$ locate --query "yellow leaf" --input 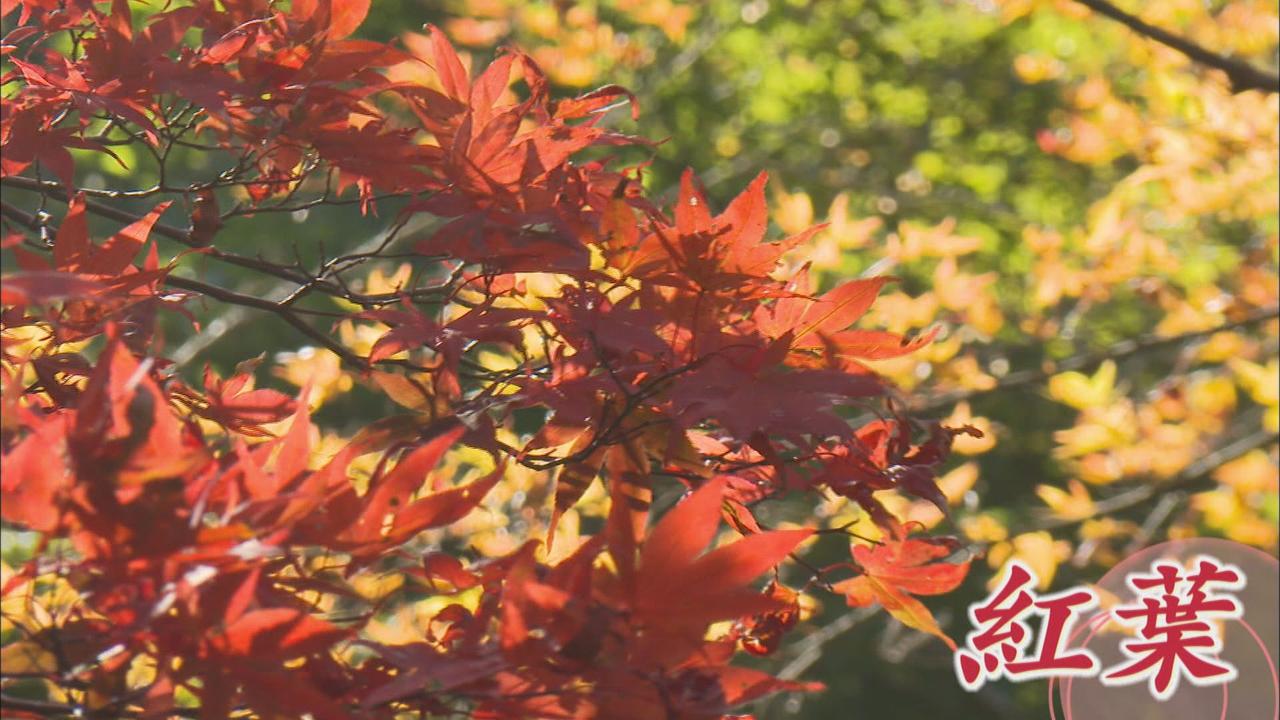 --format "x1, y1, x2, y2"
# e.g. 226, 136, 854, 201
842, 574, 957, 651
351, 570, 405, 602
362, 263, 413, 296
0, 640, 57, 674
369, 371, 441, 413
273, 347, 352, 408
770, 184, 814, 237
1182, 375, 1238, 433
1053, 403, 1137, 458
1197, 332, 1250, 363
959, 513, 1008, 544
126, 653, 158, 690
363, 605, 424, 646
1229, 358, 1279, 407
989, 531, 1070, 590
935, 355, 997, 392
1079, 517, 1137, 542
1048, 360, 1117, 410
1190, 489, 1277, 547
1076, 452, 1124, 485
889, 218, 983, 262
1214, 450, 1280, 495
1036, 479, 1095, 520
